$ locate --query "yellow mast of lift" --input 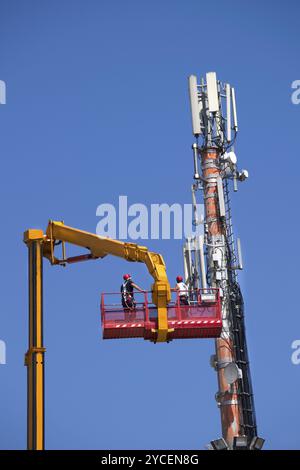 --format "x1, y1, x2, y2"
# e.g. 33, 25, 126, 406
23, 221, 172, 450
24, 229, 45, 451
